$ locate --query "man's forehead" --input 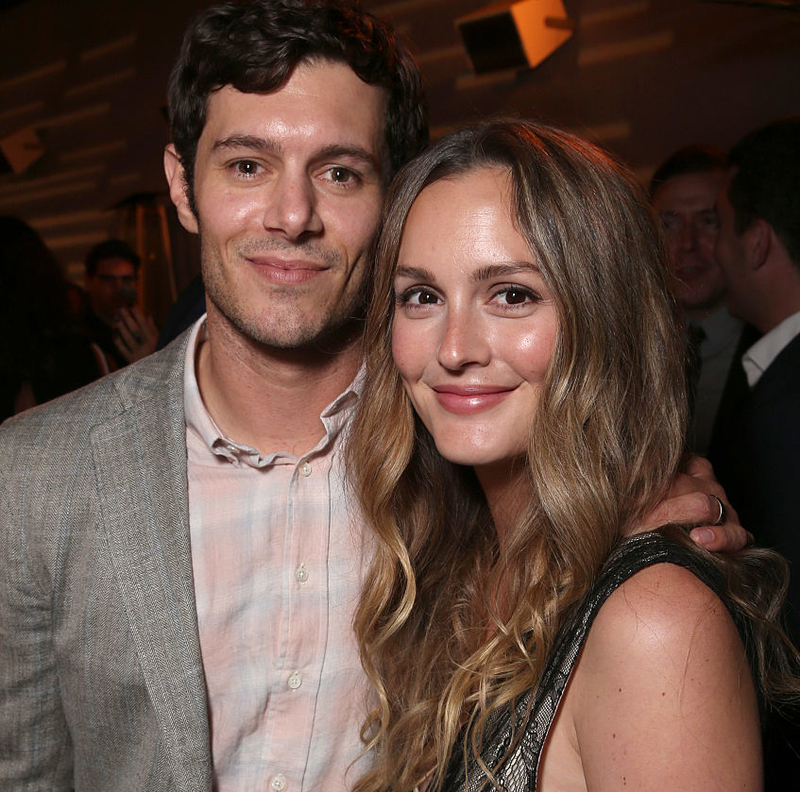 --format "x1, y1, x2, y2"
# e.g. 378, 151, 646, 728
94, 257, 137, 274
655, 170, 725, 210
203, 62, 387, 144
